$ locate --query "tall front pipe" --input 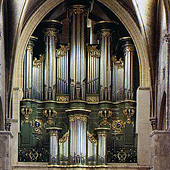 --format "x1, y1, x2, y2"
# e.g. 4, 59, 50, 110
68, 3, 90, 100
94, 21, 118, 101
95, 127, 110, 165
24, 36, 37, 99
66, 109, 91, 165
120, 37, 134, 100
46, 127, 62, 165
42, 20, 62, 100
